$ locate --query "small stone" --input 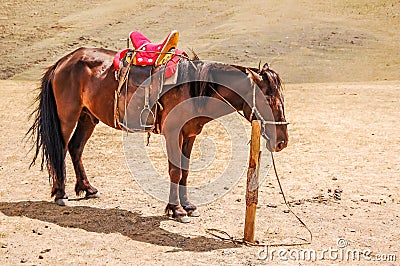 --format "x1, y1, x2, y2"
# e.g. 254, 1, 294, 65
236, 198, 241, 202
20, 259, 27, 263
332, 177, 338, 181
39, 255, 44, 259
334, 193, 341, 200
267, 203, 277, 208
41, 249, 51, 254
33, 229, 43, 235
222, 249, 235, 255
350, 229, 356, 233
361, 198, 368, 202
283, 209, 290, 213
294, 200, 302, 205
